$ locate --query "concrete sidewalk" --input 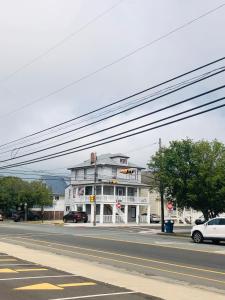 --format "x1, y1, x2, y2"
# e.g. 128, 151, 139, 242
0, 241, 224, 300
